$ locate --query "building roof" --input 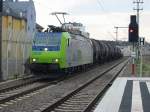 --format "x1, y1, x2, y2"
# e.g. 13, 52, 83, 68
2, 0, 34, 20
